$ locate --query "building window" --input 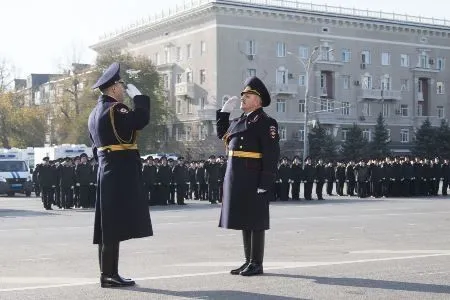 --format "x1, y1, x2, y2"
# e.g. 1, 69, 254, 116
320, 46, 332, 61
200, 69, 206, 84
417, 103, 423, 116
187, 44, 192, 59
176, 100, 182, 114
400, 129, 409, 143
299, 74, 306, 86
198, 124, 207, 140
276, 99, 286, 113
437, 82, 445, 94
342, 75, 350, 89
401, 79, 409, 92
437, 58, 445, 71
248, 68, 256, 77
164, 48, 171, 64
277, 42, 286, 57
341, 129, 348, 141
175, 127, 181, 141
362, 75, 372, 89
298, 129, 305, 141
361, 50, 371, 64
162, 74, 169, 90
299, 46, 309, 59
342, 49, 351, 62
321, 99, 334, 112
419, 53, 429, 69
187, 98, 193, 114
382, 103, 390, 117
154, 52, 160, 65
186, 71, 193, 83
200, 41, 206, 55
176, 73, 182, 84
363, 103, 371, 116
401, 104, 408, 117
341, 102, 350, 115
246, 40, 256, 55
400, 54, 410, 67
438, 106, 445, 118
185, 126, 192, 141
279, 126, 287, 141
381, 74, 391, 90
298, 99, 305, 113
200, 97, 205, 110
276, 68, 287, 84
363, 129, 371, 142
381, 52, 391, 66
176, 47, 182, 61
